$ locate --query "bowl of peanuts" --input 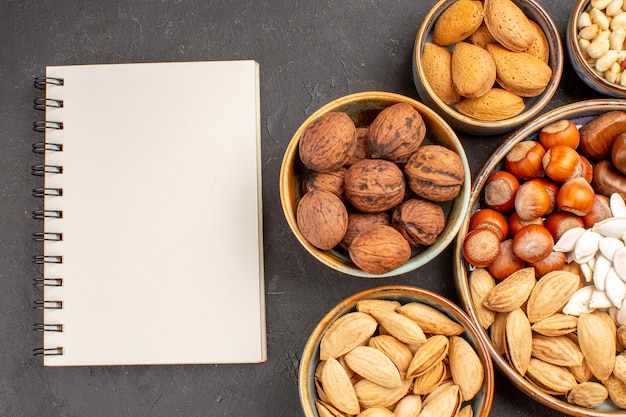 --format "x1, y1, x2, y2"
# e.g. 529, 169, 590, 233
568, 0, 626, 98
454, 99, 626, 416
